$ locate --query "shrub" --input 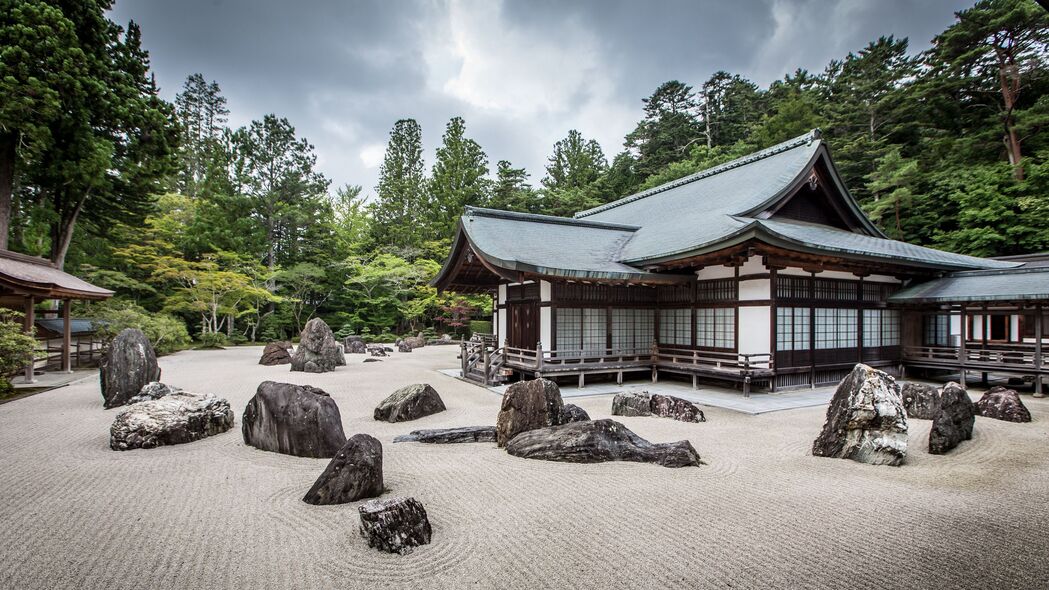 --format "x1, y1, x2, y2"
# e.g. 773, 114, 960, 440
469, 320, 493, 336
87, 299, 191, 355
197, 332, 229, 349
0, 310, 38, 394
